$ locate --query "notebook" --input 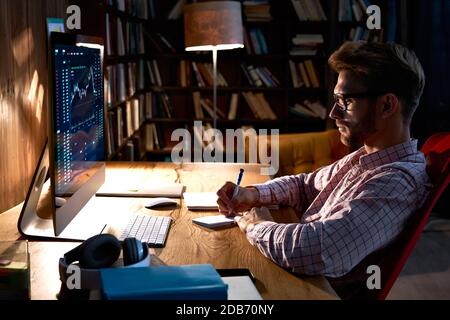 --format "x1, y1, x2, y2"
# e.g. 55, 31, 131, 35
183, 192, 219, 210
192, 215, 235, 229
100, 264, 228, 300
